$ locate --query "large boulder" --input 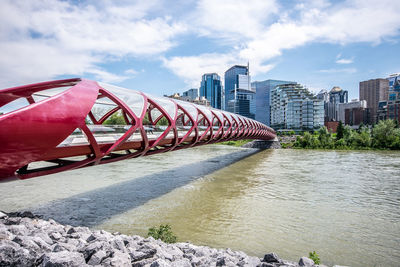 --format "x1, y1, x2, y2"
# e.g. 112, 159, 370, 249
38, 251, 87, 266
